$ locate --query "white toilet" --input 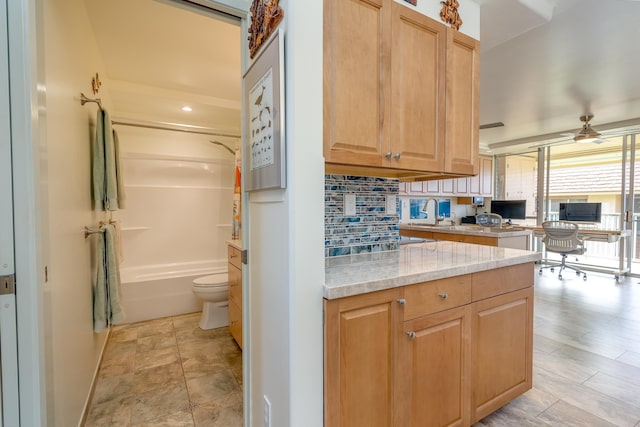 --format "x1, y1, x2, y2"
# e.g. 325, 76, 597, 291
192, 273, 229, 330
